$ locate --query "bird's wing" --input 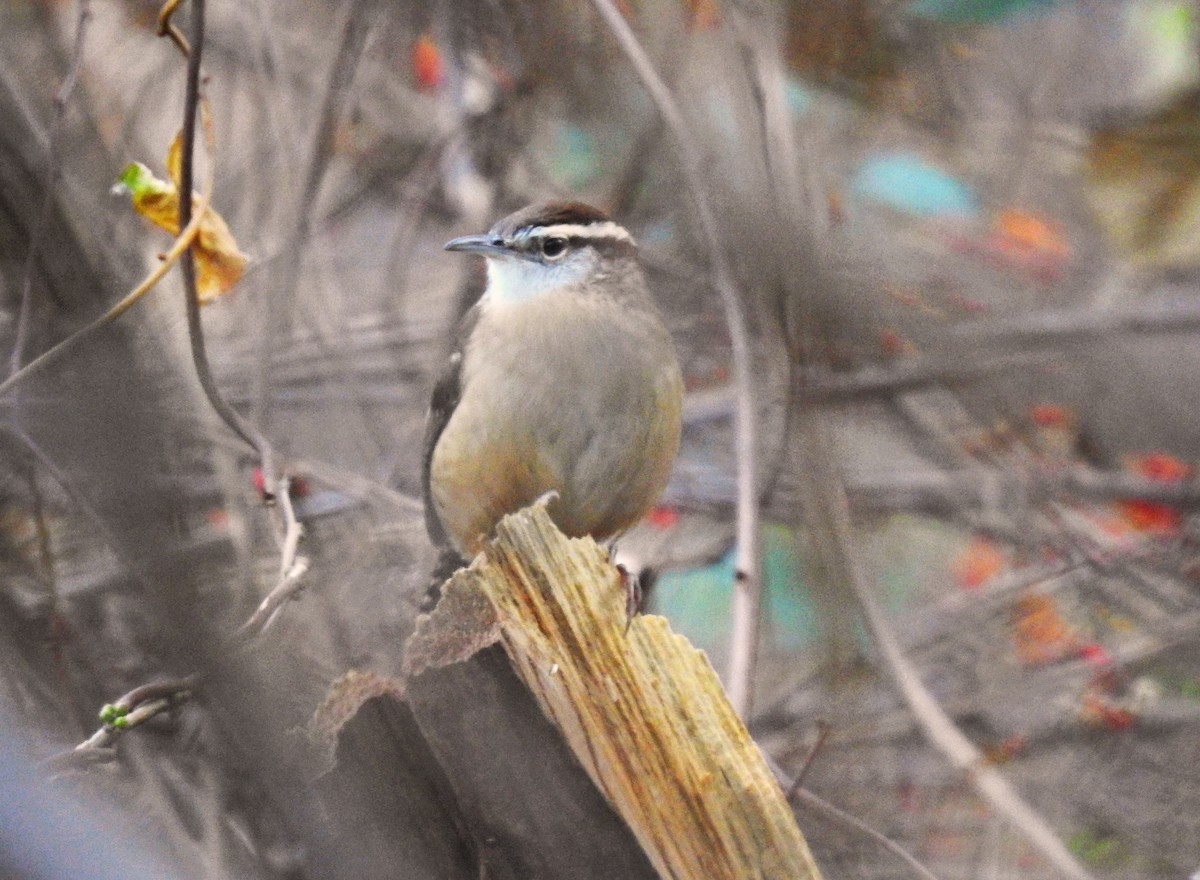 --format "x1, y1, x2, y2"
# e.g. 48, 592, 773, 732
421, 303, 481, 550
